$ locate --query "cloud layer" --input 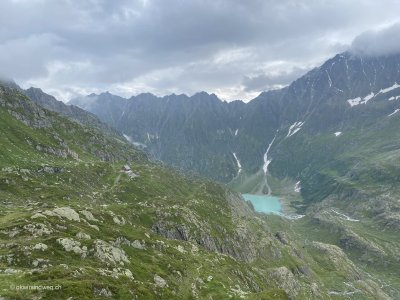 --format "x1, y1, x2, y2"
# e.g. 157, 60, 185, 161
351, 22, 400, 56
1, 0, 400, 101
